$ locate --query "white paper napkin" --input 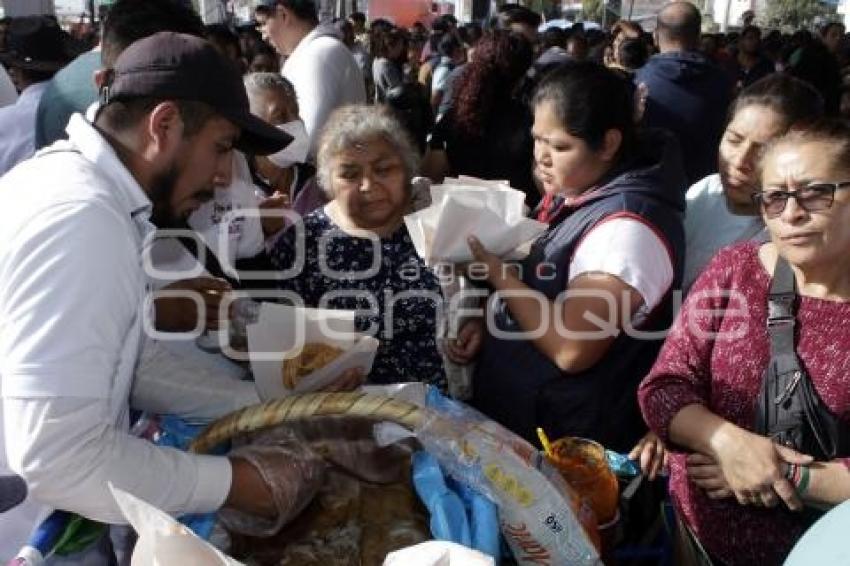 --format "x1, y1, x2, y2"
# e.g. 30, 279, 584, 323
247, 303, 379, 400
404, 178, 546, 266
